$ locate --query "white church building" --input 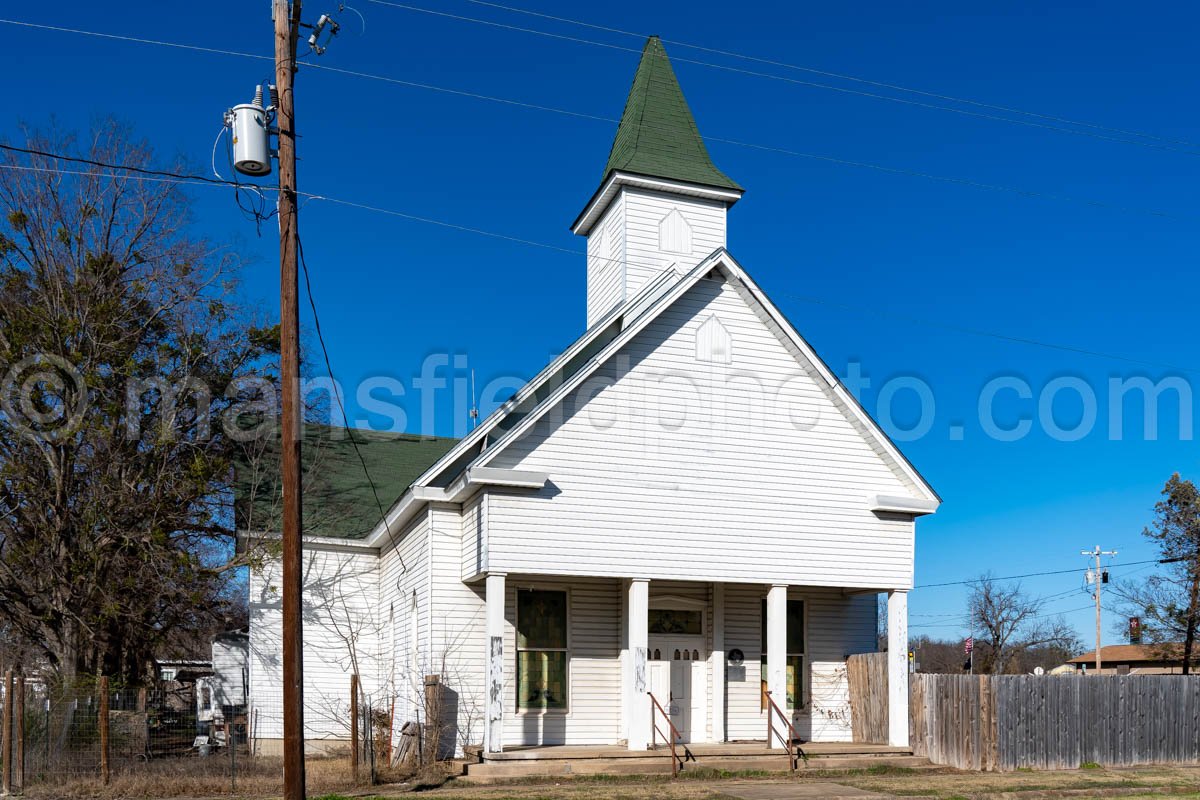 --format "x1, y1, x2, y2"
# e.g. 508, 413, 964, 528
242, 35, 939, 763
